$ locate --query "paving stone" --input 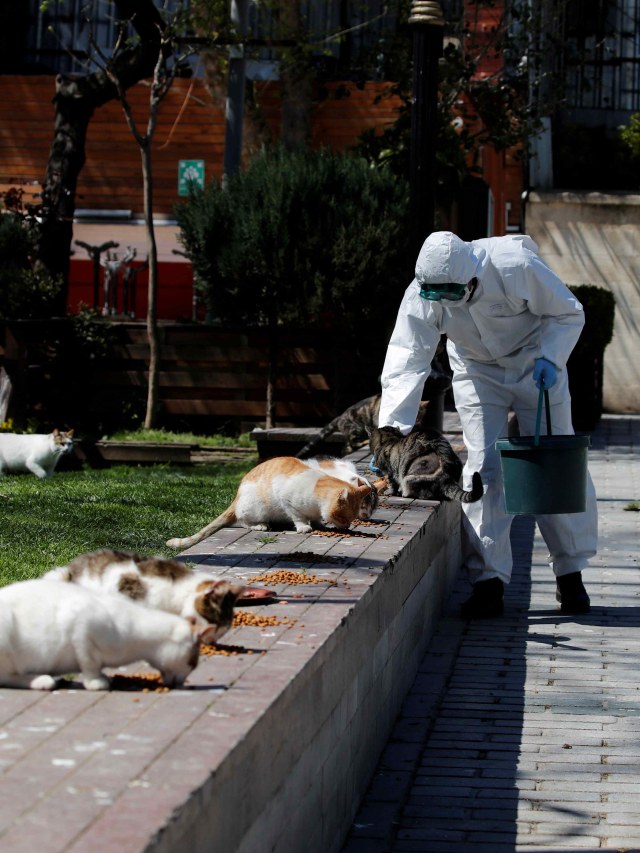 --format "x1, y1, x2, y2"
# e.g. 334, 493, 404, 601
343, 415, 640, 852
